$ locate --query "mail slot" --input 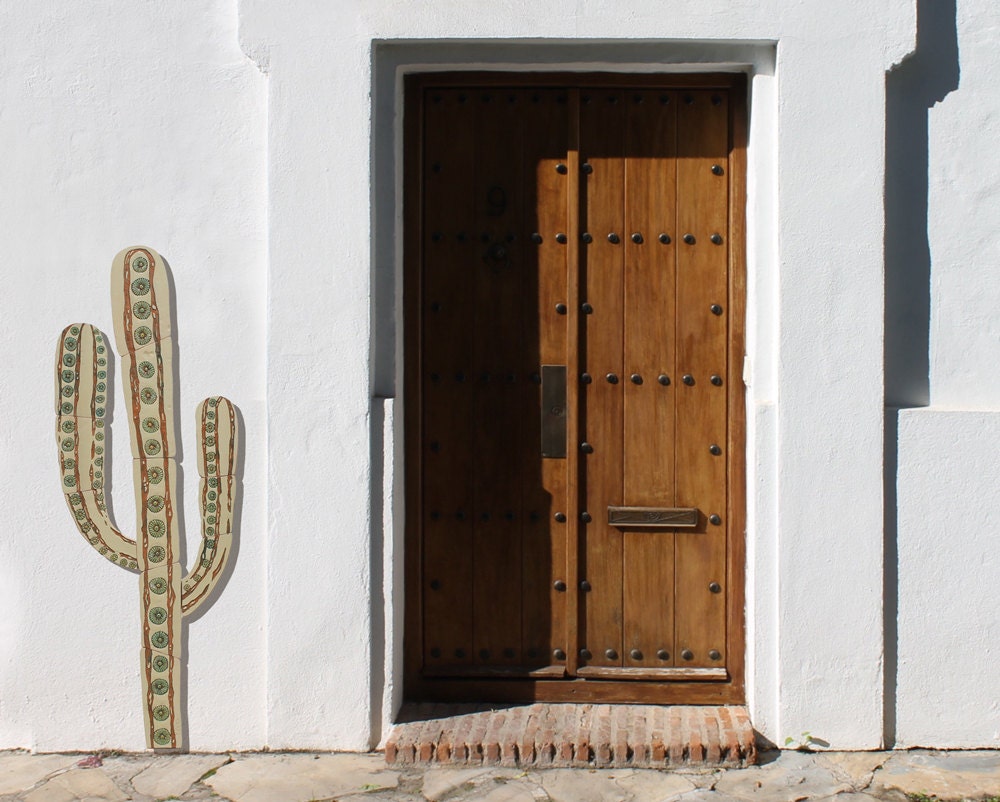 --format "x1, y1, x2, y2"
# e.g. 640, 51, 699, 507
607, 506, 699, 529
